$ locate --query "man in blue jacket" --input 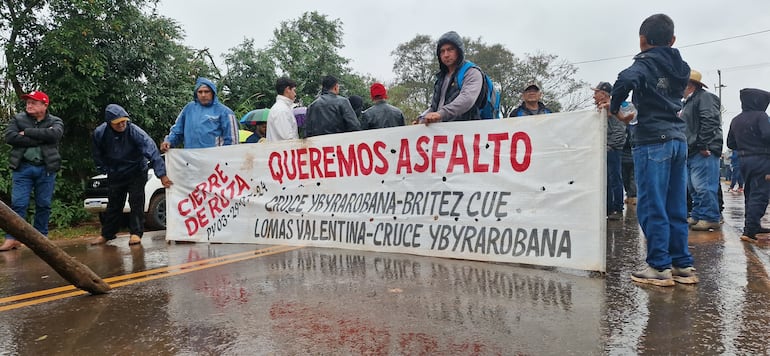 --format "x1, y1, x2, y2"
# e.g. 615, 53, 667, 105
160, 77, 239, 151
604, 14, 696, 286
90, 104, 172, 246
